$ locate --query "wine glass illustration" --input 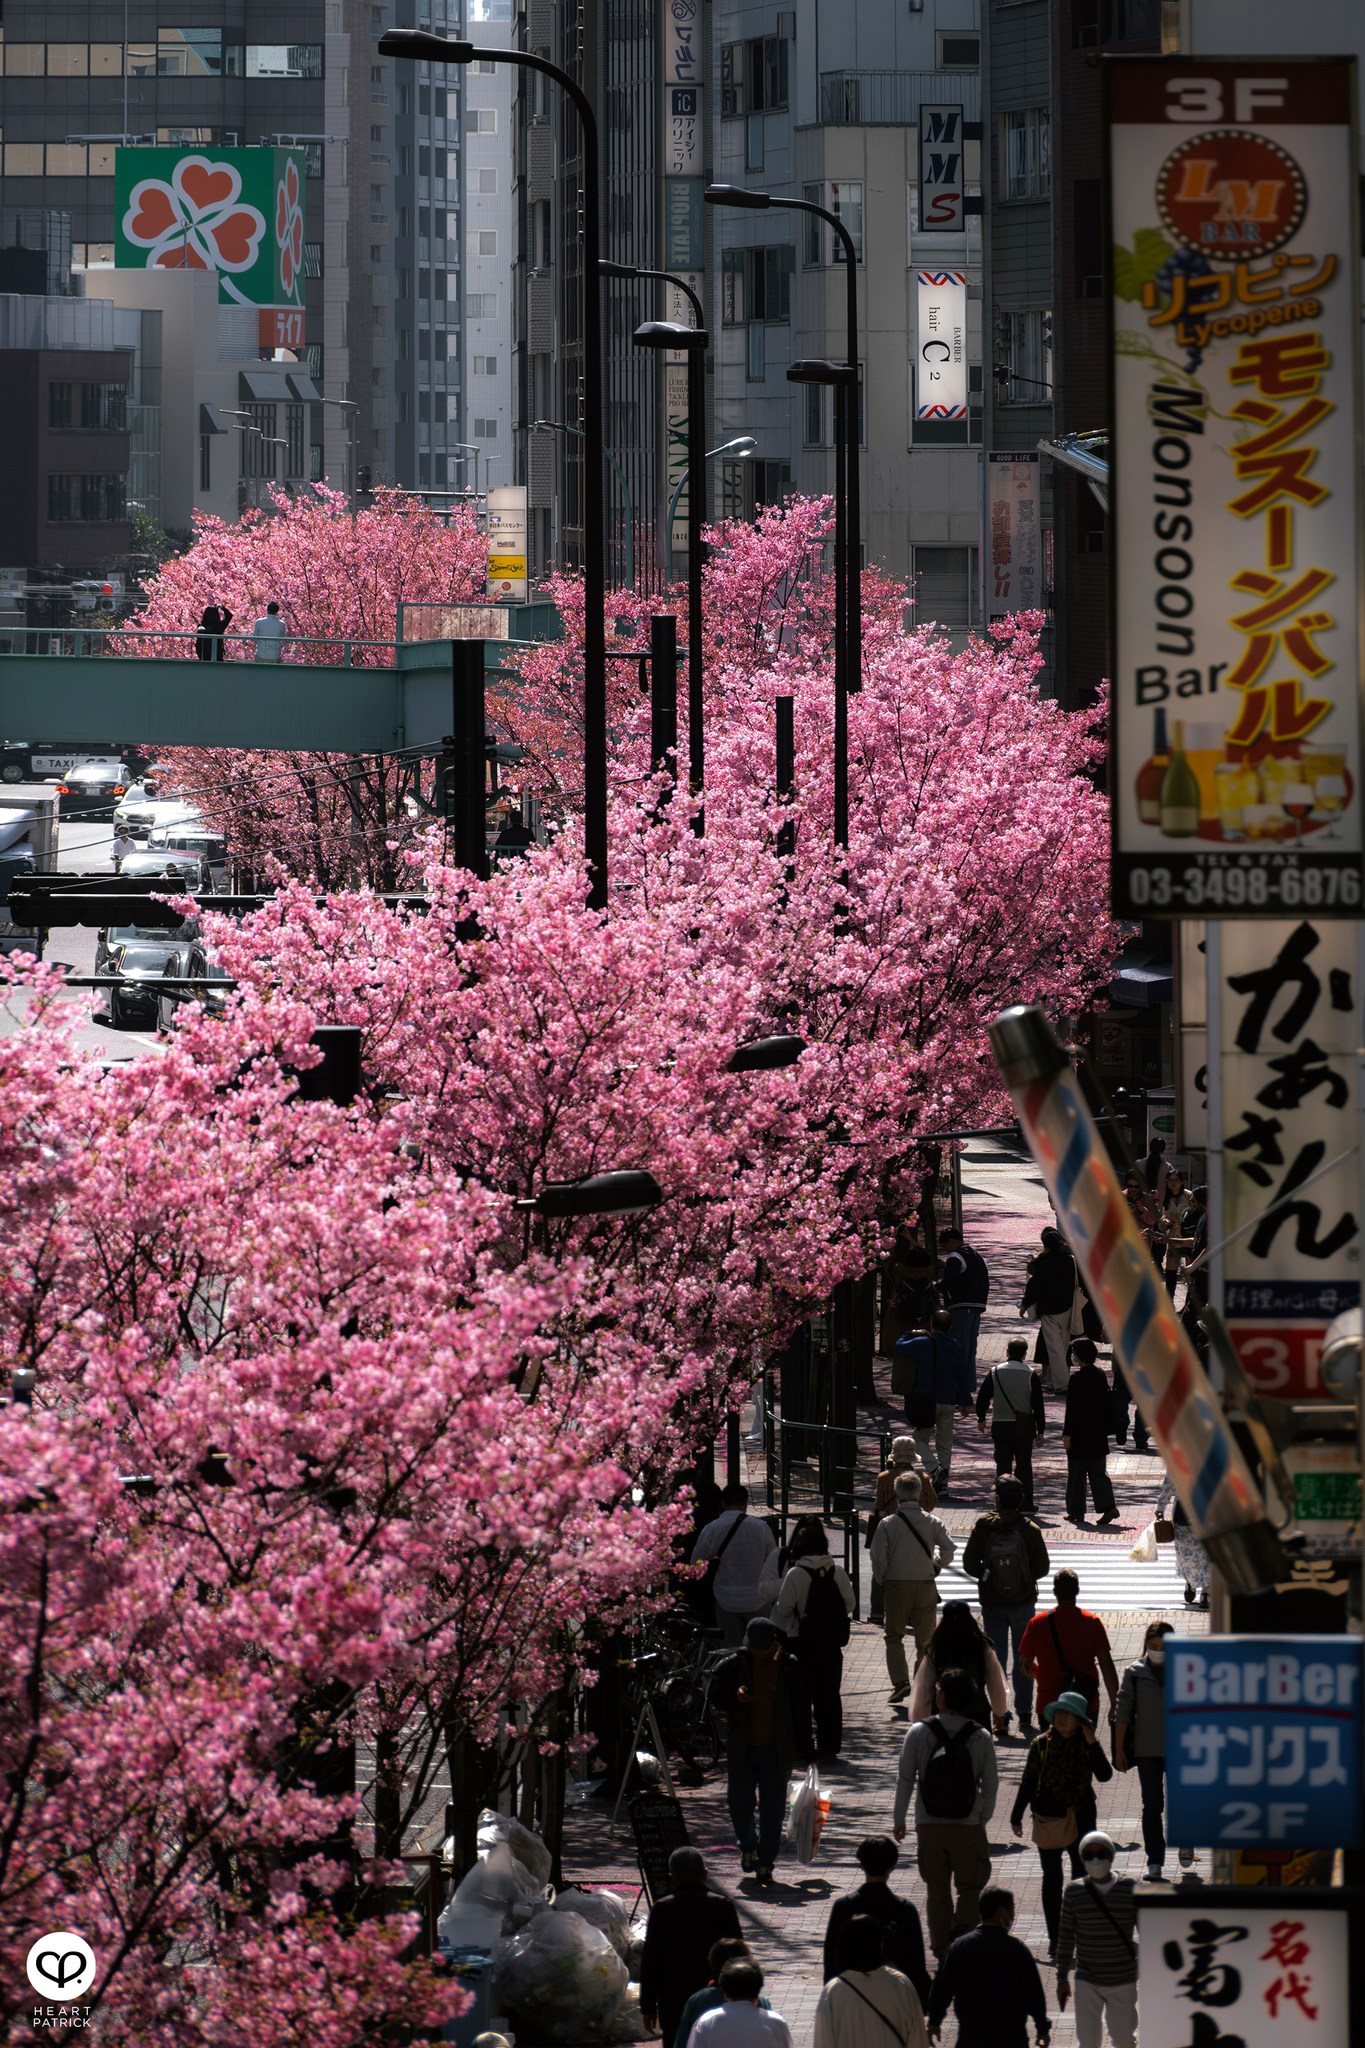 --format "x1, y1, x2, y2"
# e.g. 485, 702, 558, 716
1312, 773, 1348, 841
1281, 781, 1315, 844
